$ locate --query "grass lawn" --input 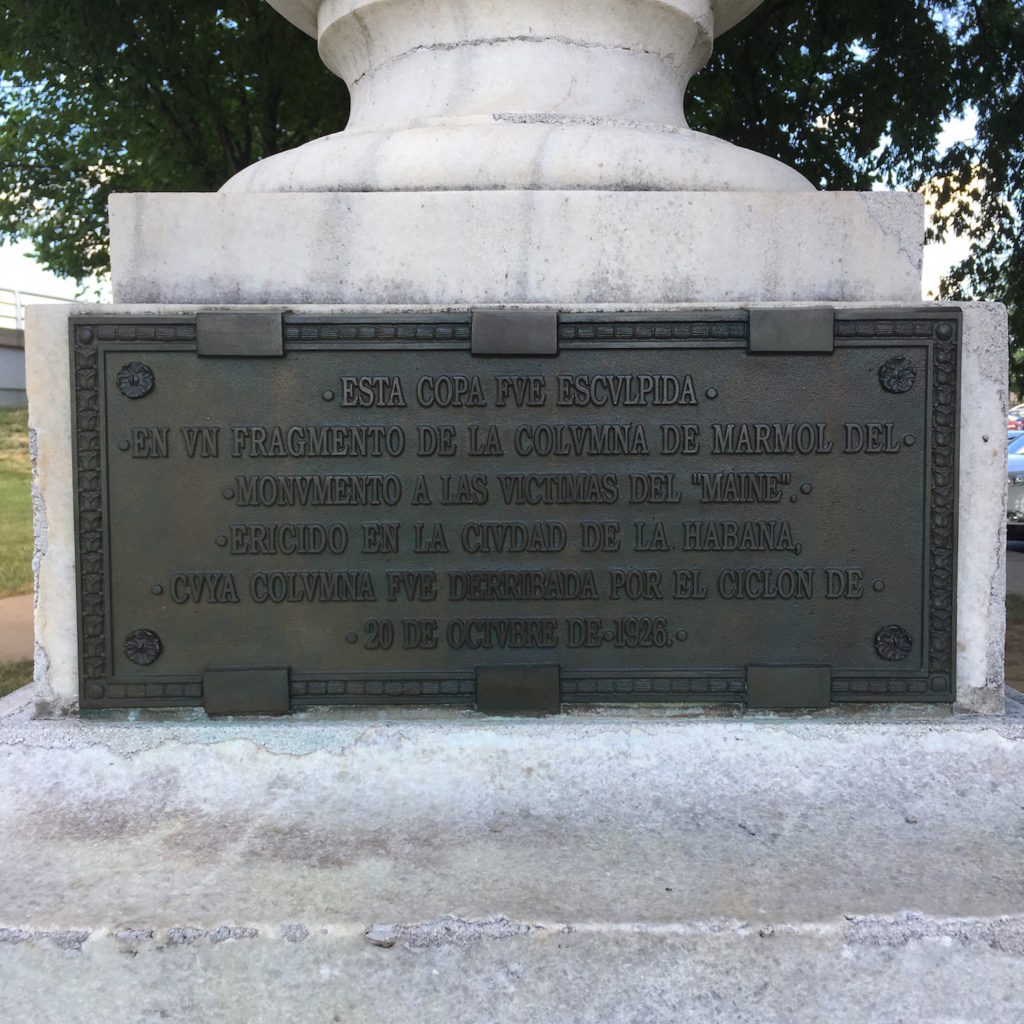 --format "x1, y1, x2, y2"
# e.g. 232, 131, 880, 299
0, 408, 33, 698
0, 407, 32, 598
0, 659, 31, 699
